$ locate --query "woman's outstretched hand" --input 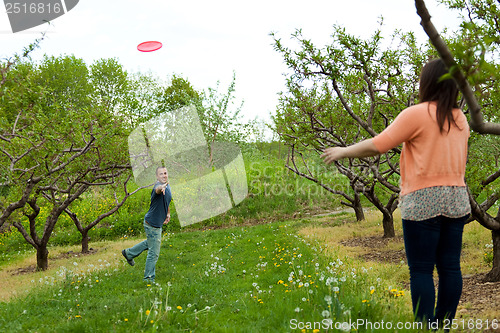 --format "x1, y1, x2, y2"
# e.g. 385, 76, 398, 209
321, 139, 380, 164
321, 147, 345, 164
